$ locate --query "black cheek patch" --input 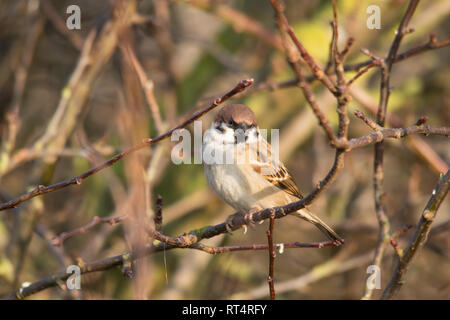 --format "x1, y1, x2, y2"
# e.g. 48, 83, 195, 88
216, 124, 225, 133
